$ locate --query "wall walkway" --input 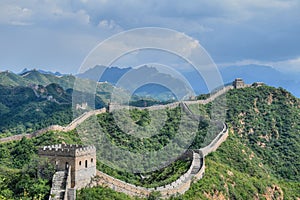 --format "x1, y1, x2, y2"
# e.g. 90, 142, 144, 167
94, 123, 228, 198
